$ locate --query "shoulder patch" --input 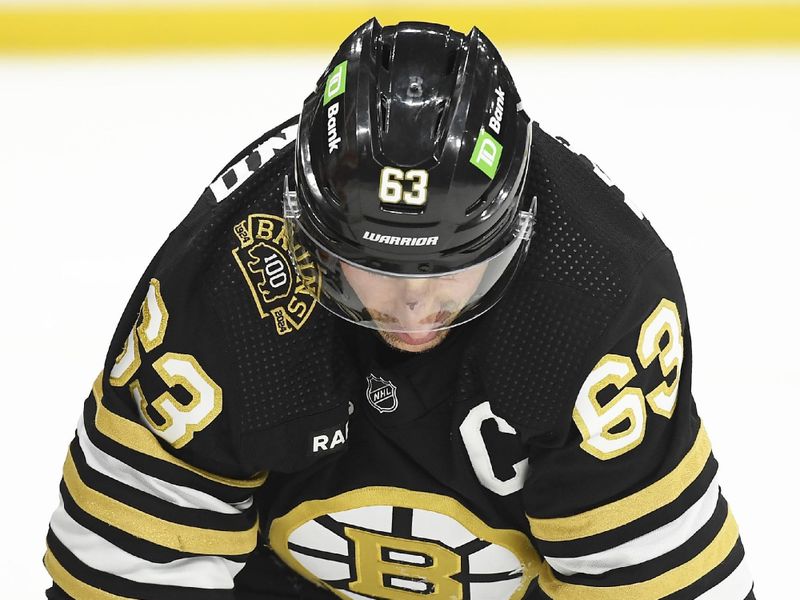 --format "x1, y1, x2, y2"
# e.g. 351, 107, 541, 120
231, 213, 321, 335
